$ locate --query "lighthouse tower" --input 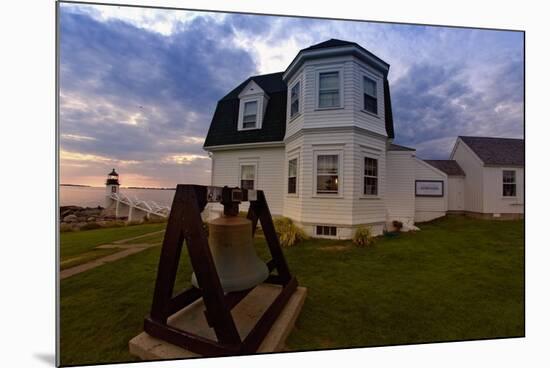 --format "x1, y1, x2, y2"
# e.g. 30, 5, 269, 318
105, 168, 120, 208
